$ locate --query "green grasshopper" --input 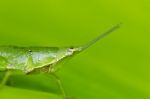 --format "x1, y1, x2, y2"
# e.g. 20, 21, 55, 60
0, 23, 121, 99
